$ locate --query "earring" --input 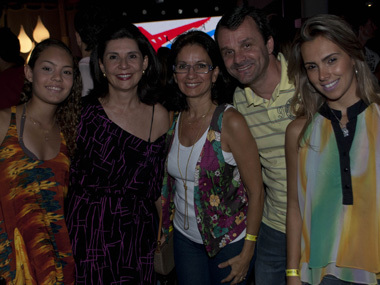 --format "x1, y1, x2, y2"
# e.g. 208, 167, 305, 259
103, 73, 106, 77
142, 70, 145, 75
